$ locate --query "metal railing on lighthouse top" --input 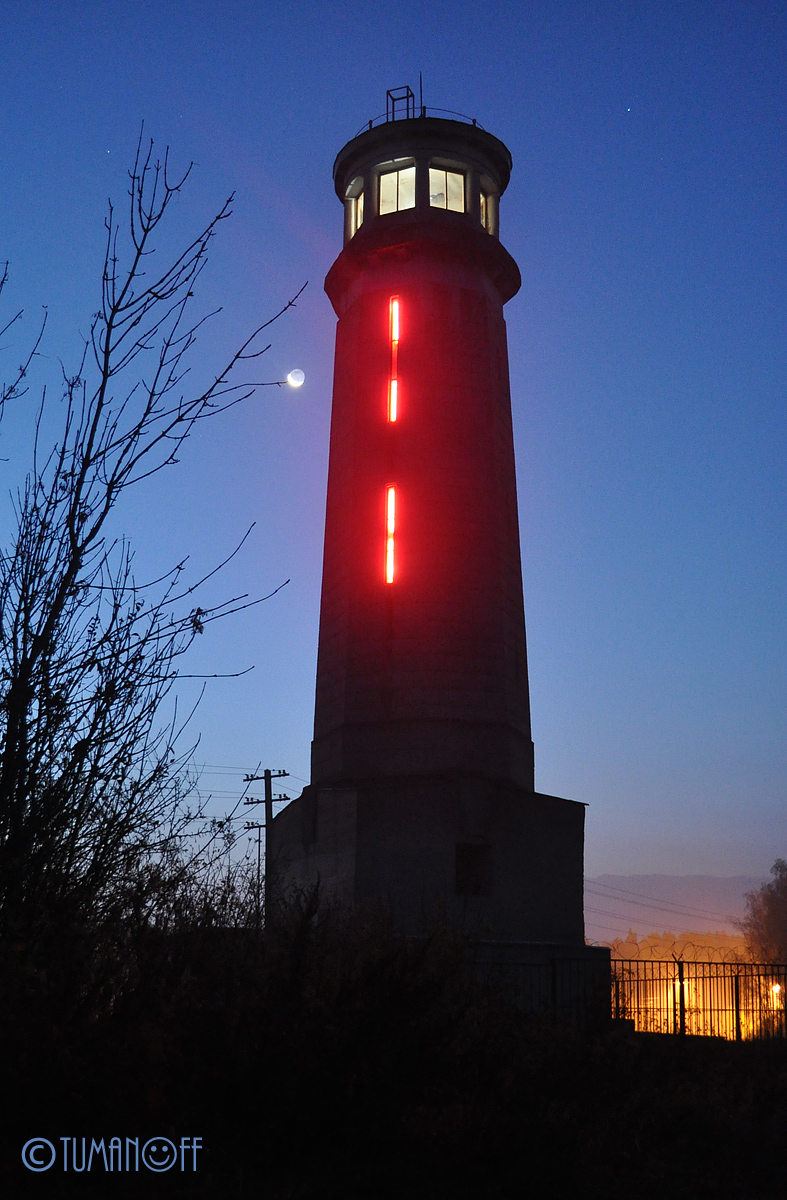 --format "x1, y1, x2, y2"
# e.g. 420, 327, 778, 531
356, 85, 485, 136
